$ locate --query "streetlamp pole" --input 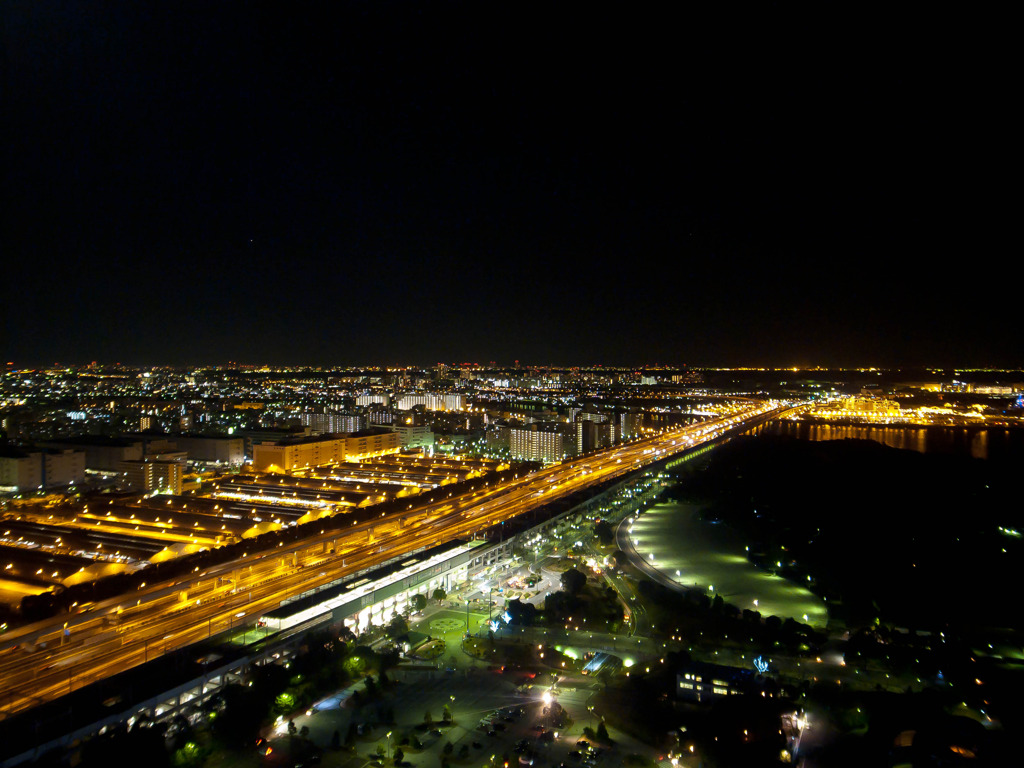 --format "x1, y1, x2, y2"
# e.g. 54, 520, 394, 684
466, 599, 470, 635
